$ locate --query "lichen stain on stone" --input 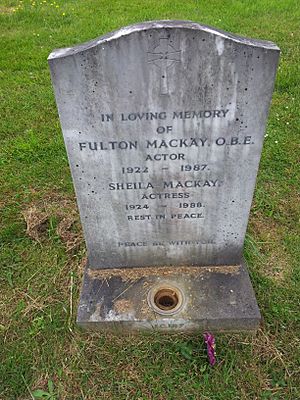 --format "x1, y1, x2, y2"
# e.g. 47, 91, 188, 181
140, 298, 155, 319
113, 299, 133, 314
104, 309, 137, 321
87, 265, 241, 282
215, 36, 224, 56
89, 303, 102, 322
